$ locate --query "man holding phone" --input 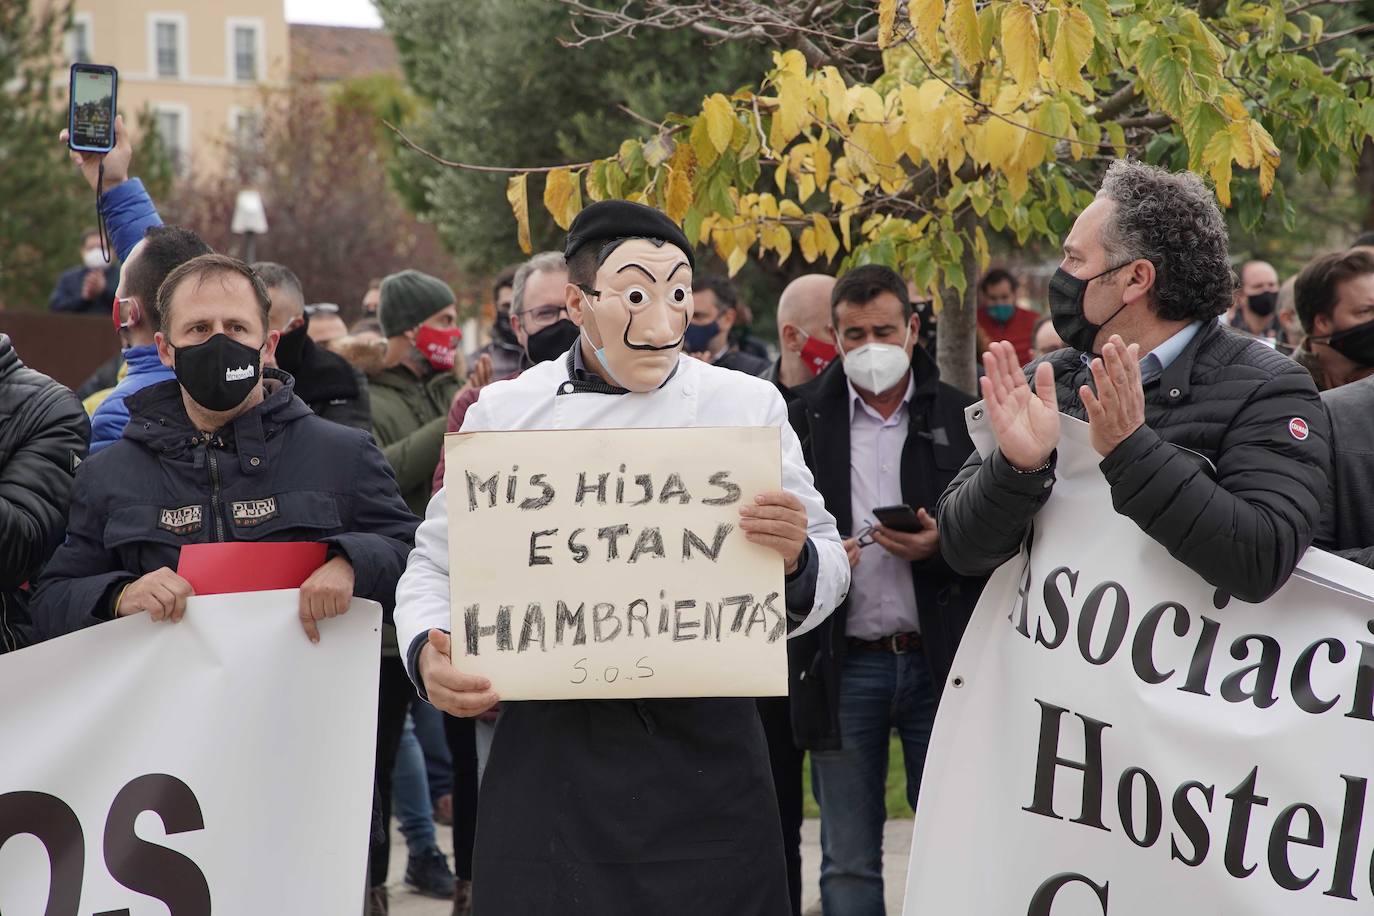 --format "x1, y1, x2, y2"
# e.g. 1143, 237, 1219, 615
786, 264, 985, 916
